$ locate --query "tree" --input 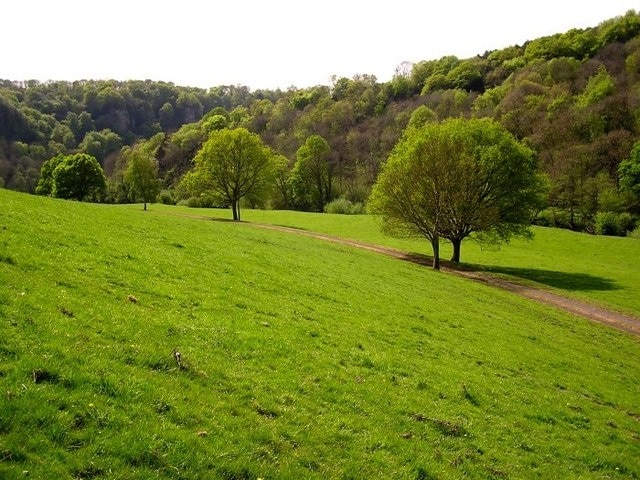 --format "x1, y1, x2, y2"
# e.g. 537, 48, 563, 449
51, 153, 106, 201
35, 154, 65, 196
619, 141, 640, 212
124, 143, 160, 210
290, 135, 332, 211
368, 118, 541, 269
184, 128, 277, 220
